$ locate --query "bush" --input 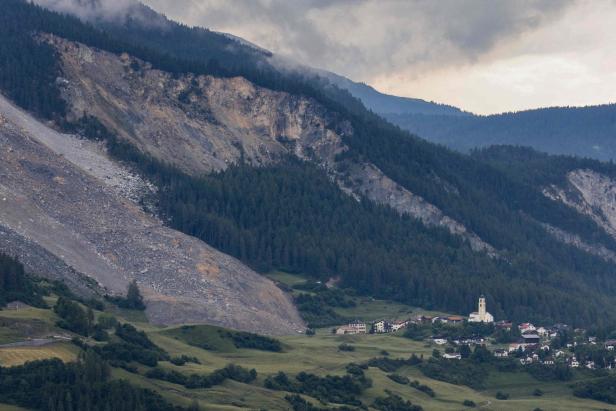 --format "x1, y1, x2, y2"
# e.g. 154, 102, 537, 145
106, 280, 145, 310
463, 399, 476, 407
224, 330, 283, 352
533, 388, 544, 397
373, 392, 423, 411
419, 359, 486, 389
409, 380, 435, 397
170, 355, 201, 366
366, 355, 422, 372
387, 374, 409, 385
495, 391, 509, 400
265, 368, 371, 407
338, 343, 355, 352
97, 313, 118, 329
54, 297, 92, 336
